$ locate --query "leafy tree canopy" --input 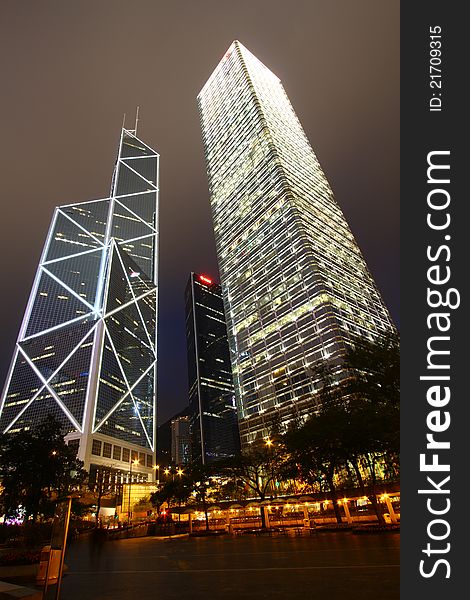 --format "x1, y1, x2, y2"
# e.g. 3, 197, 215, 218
0, 416, 87, 521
